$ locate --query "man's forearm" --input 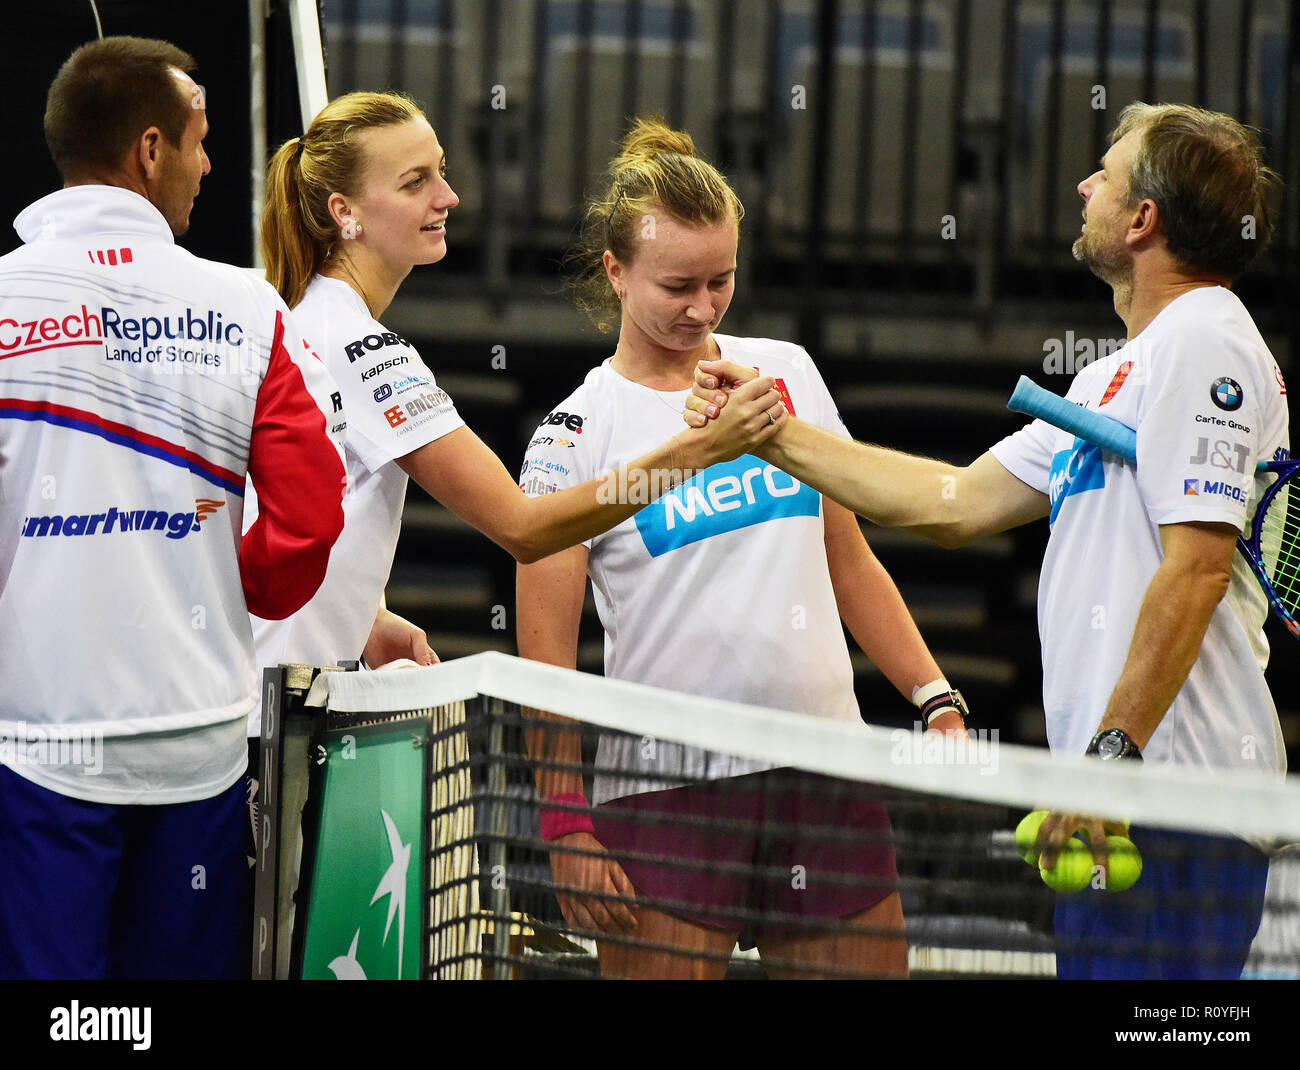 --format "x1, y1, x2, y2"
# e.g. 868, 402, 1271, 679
1098, 559, 1229, 750
758, 419, 971, 545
